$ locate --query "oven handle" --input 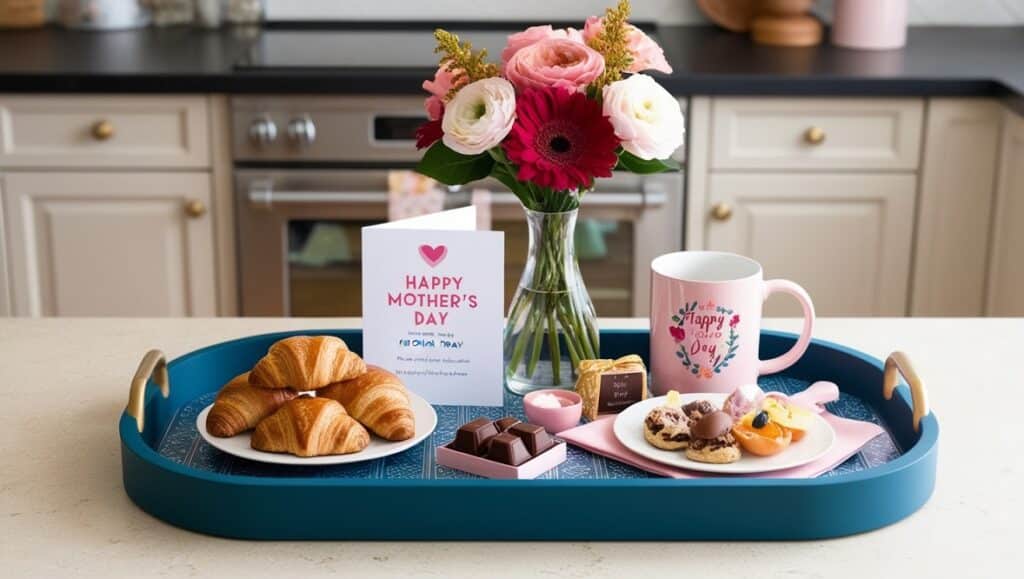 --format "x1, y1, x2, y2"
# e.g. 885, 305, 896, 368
248, 180, 668, 209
